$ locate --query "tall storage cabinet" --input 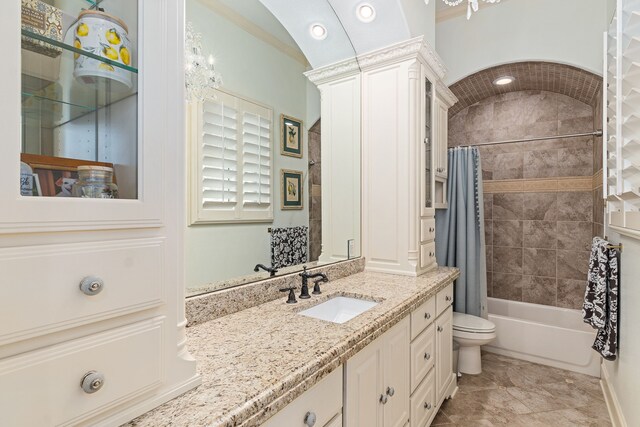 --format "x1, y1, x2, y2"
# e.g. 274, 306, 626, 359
359, 36, 457, 277
0, 1, 200, 425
